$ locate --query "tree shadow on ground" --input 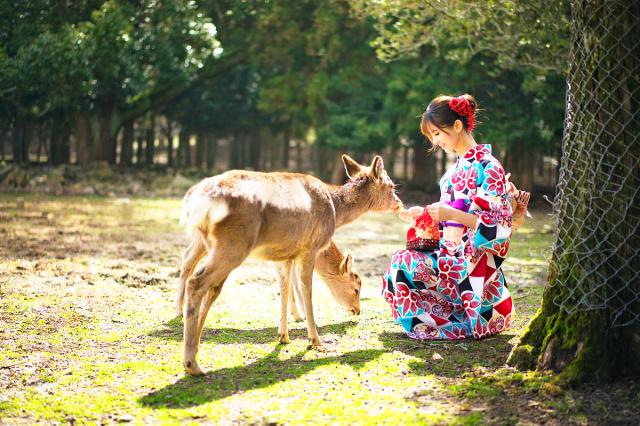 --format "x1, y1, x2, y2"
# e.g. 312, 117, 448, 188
138, 345, 385, 408
149, 318, 359, 345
